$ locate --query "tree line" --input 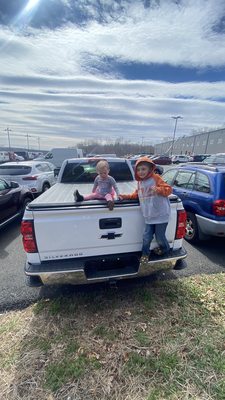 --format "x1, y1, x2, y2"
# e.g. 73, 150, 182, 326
76, 140, 154, 157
